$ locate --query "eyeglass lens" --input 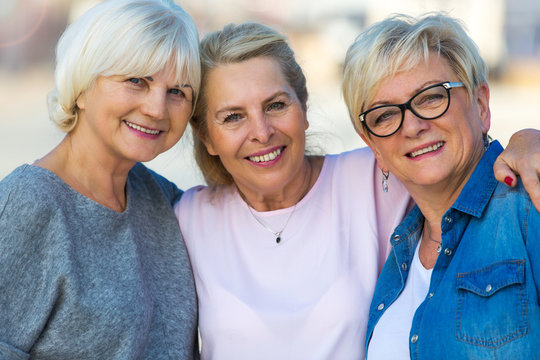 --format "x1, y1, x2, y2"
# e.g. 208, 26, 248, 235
364, 84, 450, 137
